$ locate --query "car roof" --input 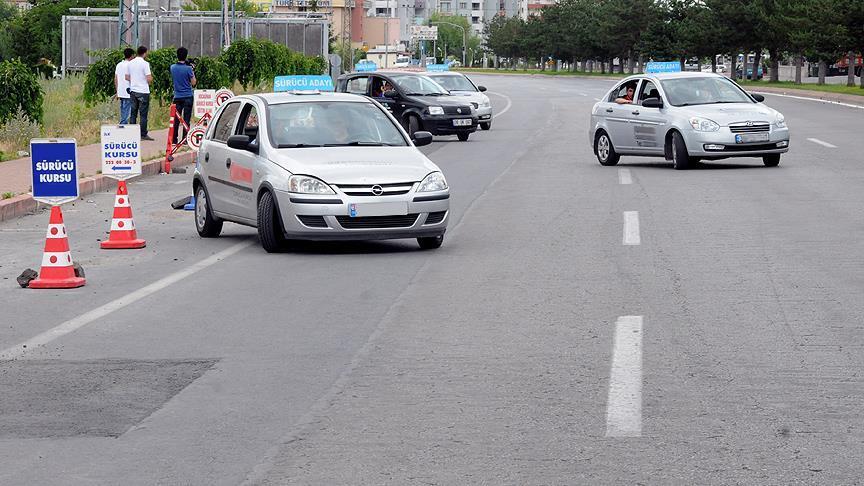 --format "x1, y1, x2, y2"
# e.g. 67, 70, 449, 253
424, 71, 463, 76
249, 92, 370, 105
620, 72, 728, 82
